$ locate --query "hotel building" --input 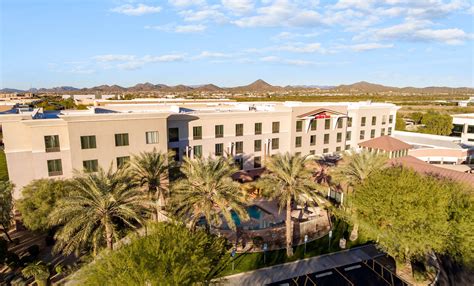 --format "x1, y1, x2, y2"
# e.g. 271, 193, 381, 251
0, 100, 399, 198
